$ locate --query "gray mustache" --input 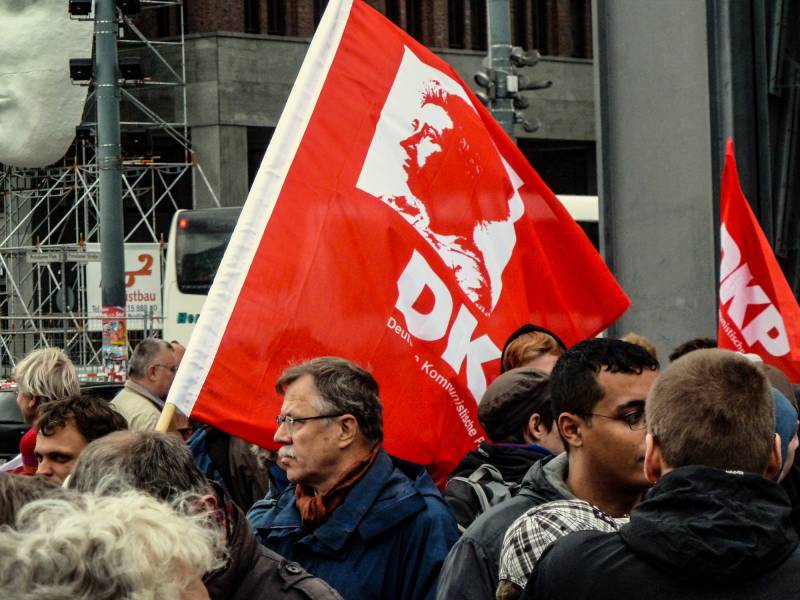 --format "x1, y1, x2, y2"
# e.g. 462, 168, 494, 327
278, 446, 296, 459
